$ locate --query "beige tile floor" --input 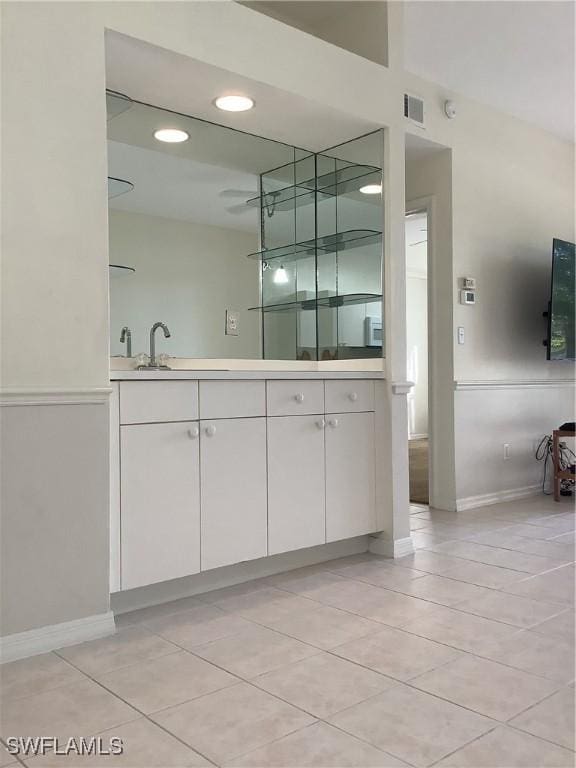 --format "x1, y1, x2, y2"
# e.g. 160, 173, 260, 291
1, 496, 575, 767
